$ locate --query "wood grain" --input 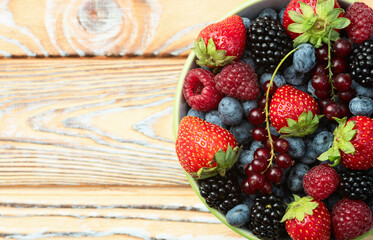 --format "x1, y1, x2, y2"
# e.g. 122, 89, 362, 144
0, 0, 249, 57
0, 58, 185, 186
0, 186, 247, 240
1, 0, 370, 58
